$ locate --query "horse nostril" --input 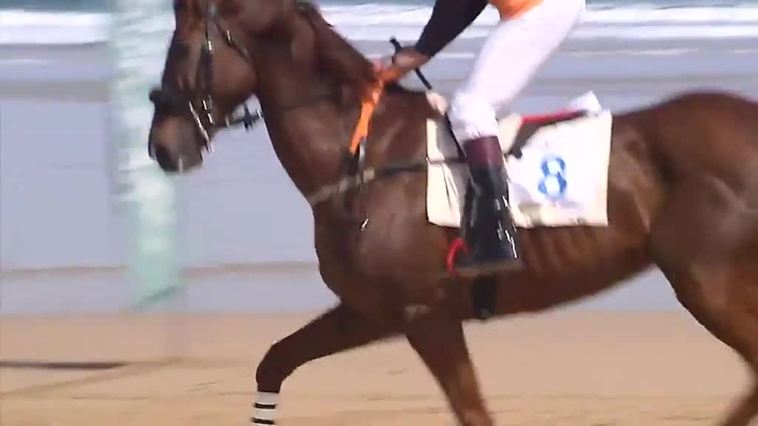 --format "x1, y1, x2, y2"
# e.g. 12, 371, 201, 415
153, 144, 177, 172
